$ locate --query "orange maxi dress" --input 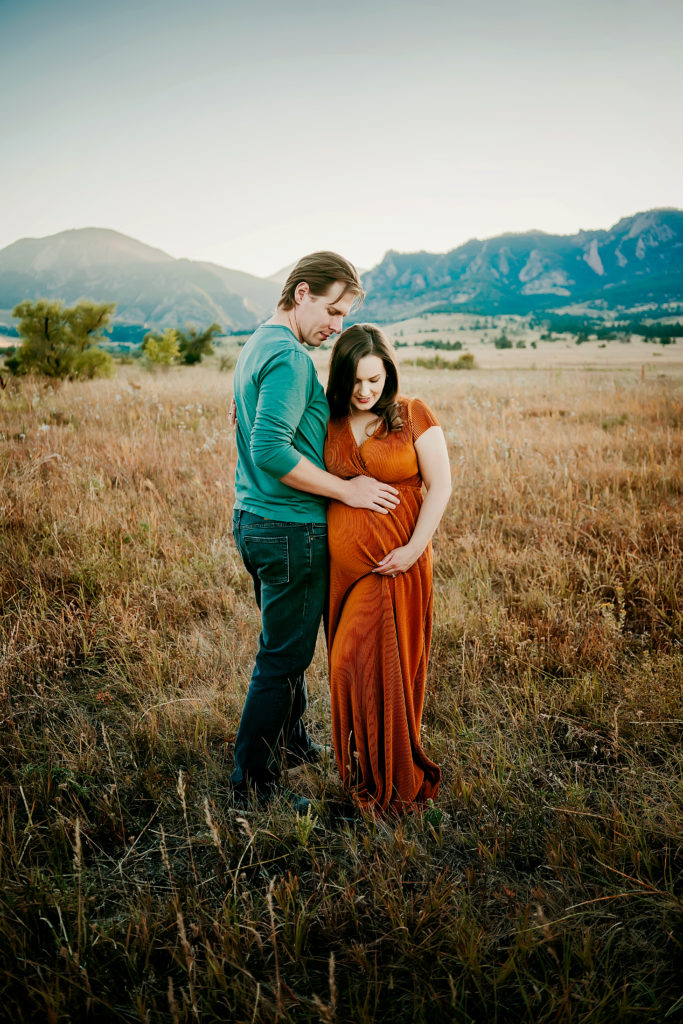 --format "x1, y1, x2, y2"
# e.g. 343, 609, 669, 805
324, 396, 442, 814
